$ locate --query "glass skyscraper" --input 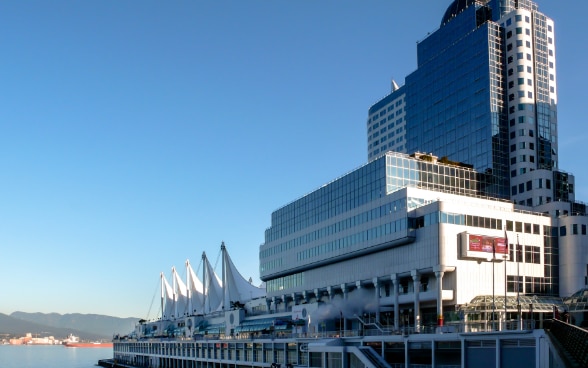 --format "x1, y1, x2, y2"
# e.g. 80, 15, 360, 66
368, 0, 561, 207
